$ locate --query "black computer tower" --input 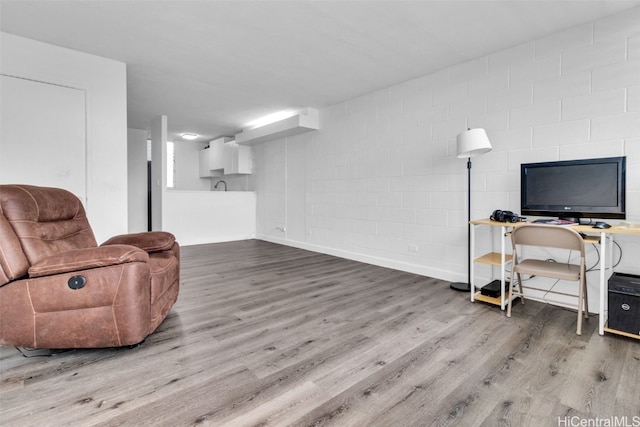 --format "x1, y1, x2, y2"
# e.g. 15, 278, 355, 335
608, 273, 640, 336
